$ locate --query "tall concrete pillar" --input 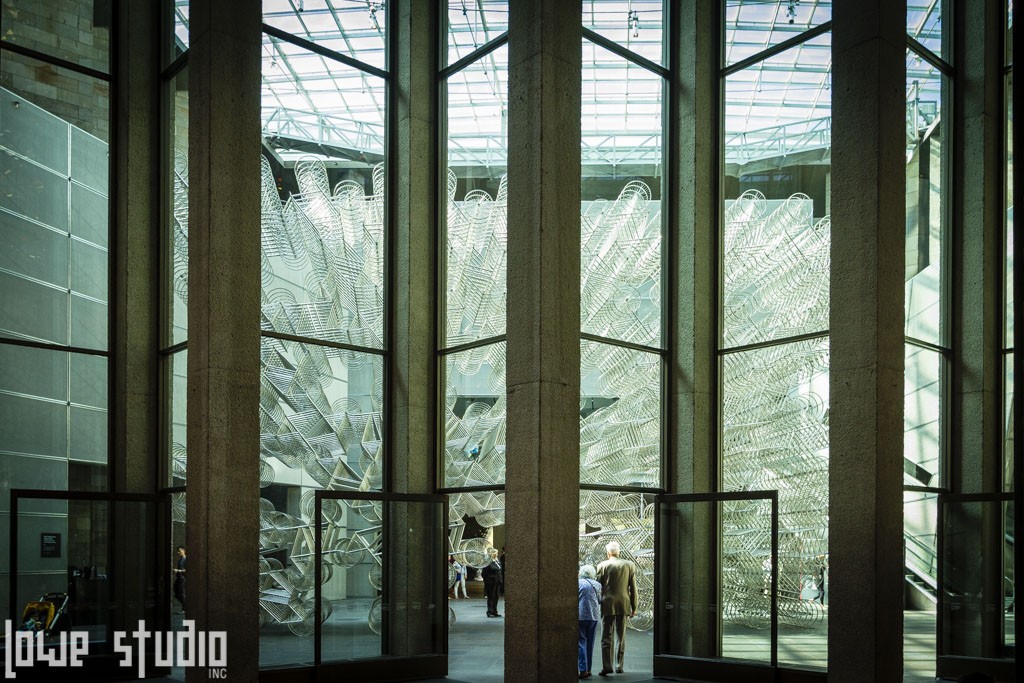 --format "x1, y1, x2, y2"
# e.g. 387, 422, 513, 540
665, 0, 716, 660
949, 0, 1004, 659
186, 0, 262, 679
390, 0, 439, 658
505, 1, 581, 680
111, 0, 162, 634
829, 2, 906, 681
113, 0, 160, 495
